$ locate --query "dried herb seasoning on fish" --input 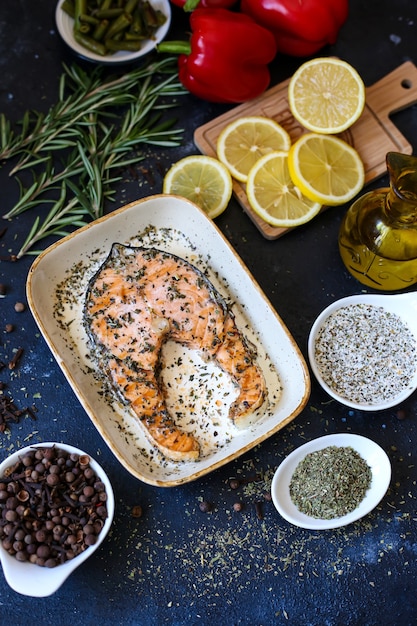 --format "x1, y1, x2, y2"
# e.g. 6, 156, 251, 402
289, 445, 372, 519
